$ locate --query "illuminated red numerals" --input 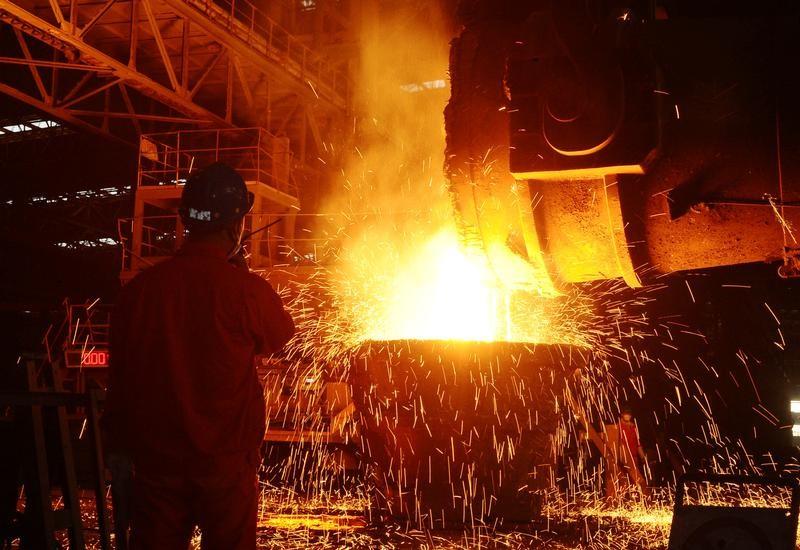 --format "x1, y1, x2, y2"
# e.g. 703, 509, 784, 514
81, 351, 108, 366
